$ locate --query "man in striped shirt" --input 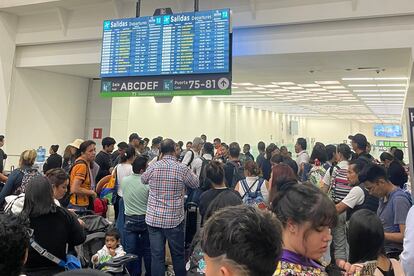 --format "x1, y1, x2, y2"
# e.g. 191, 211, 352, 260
142, 139, 199, 276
